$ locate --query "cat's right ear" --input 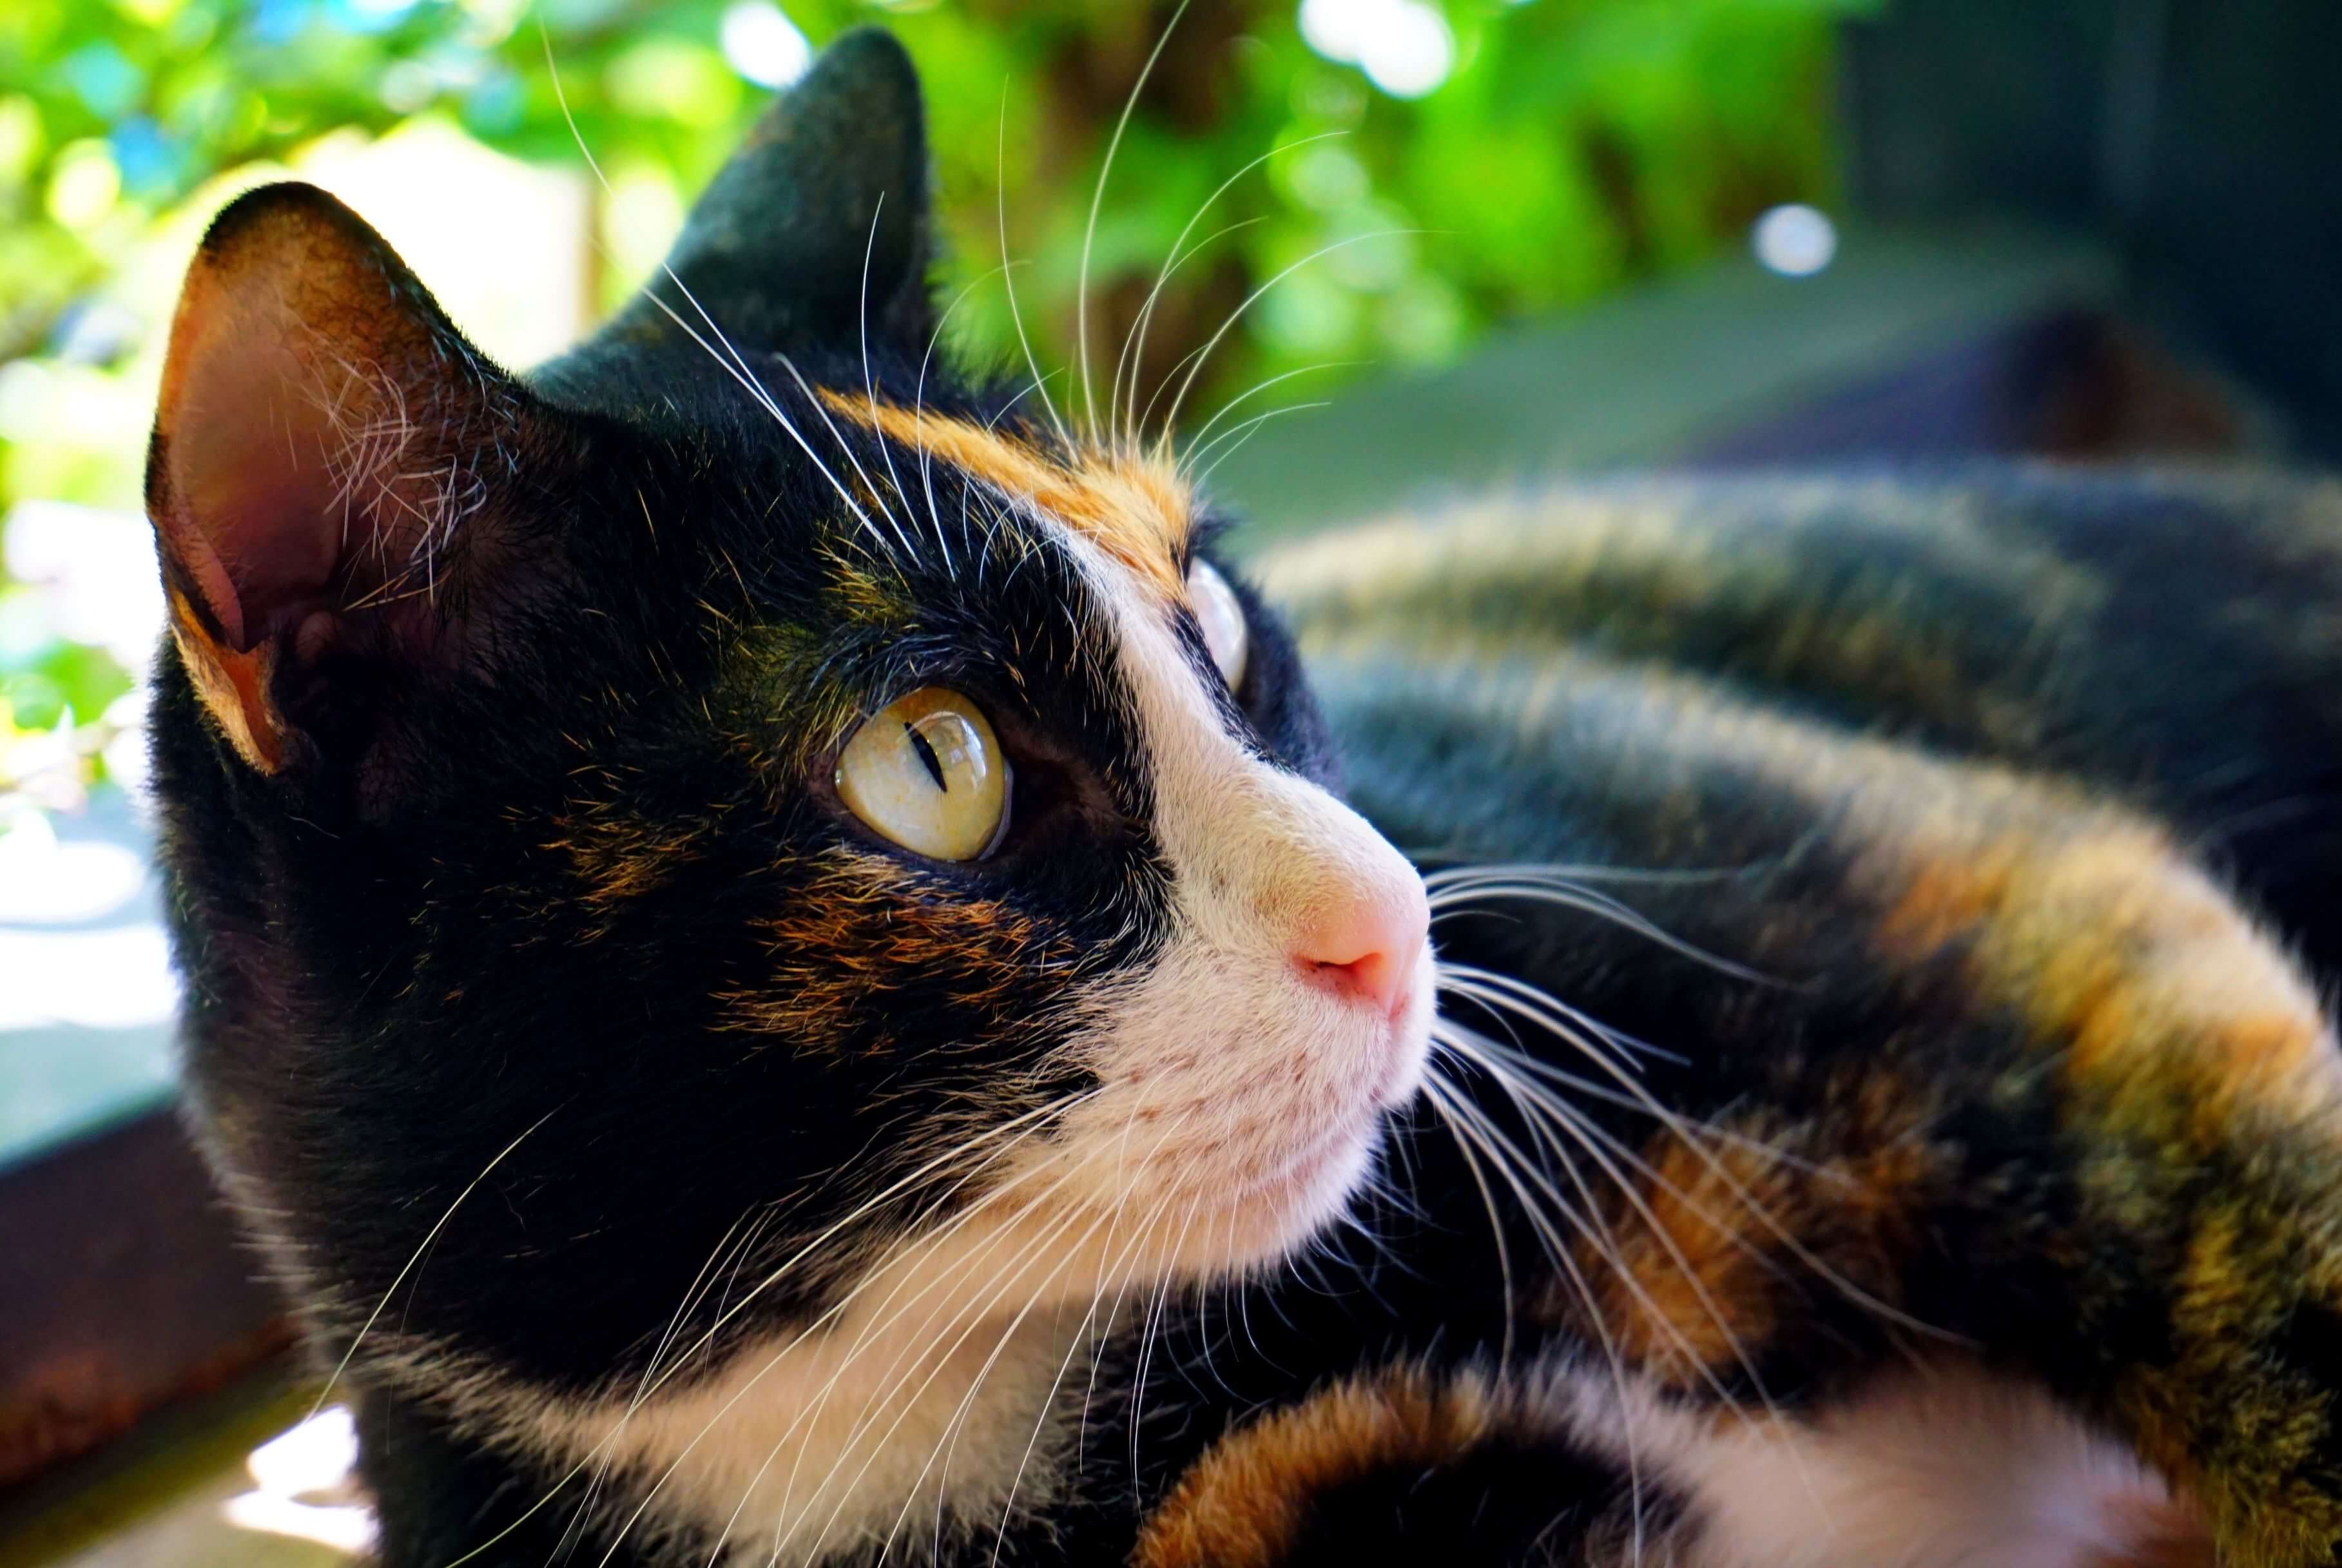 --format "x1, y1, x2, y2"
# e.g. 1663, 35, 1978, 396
146, 182, 548, 776
539, 27, 934, 402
